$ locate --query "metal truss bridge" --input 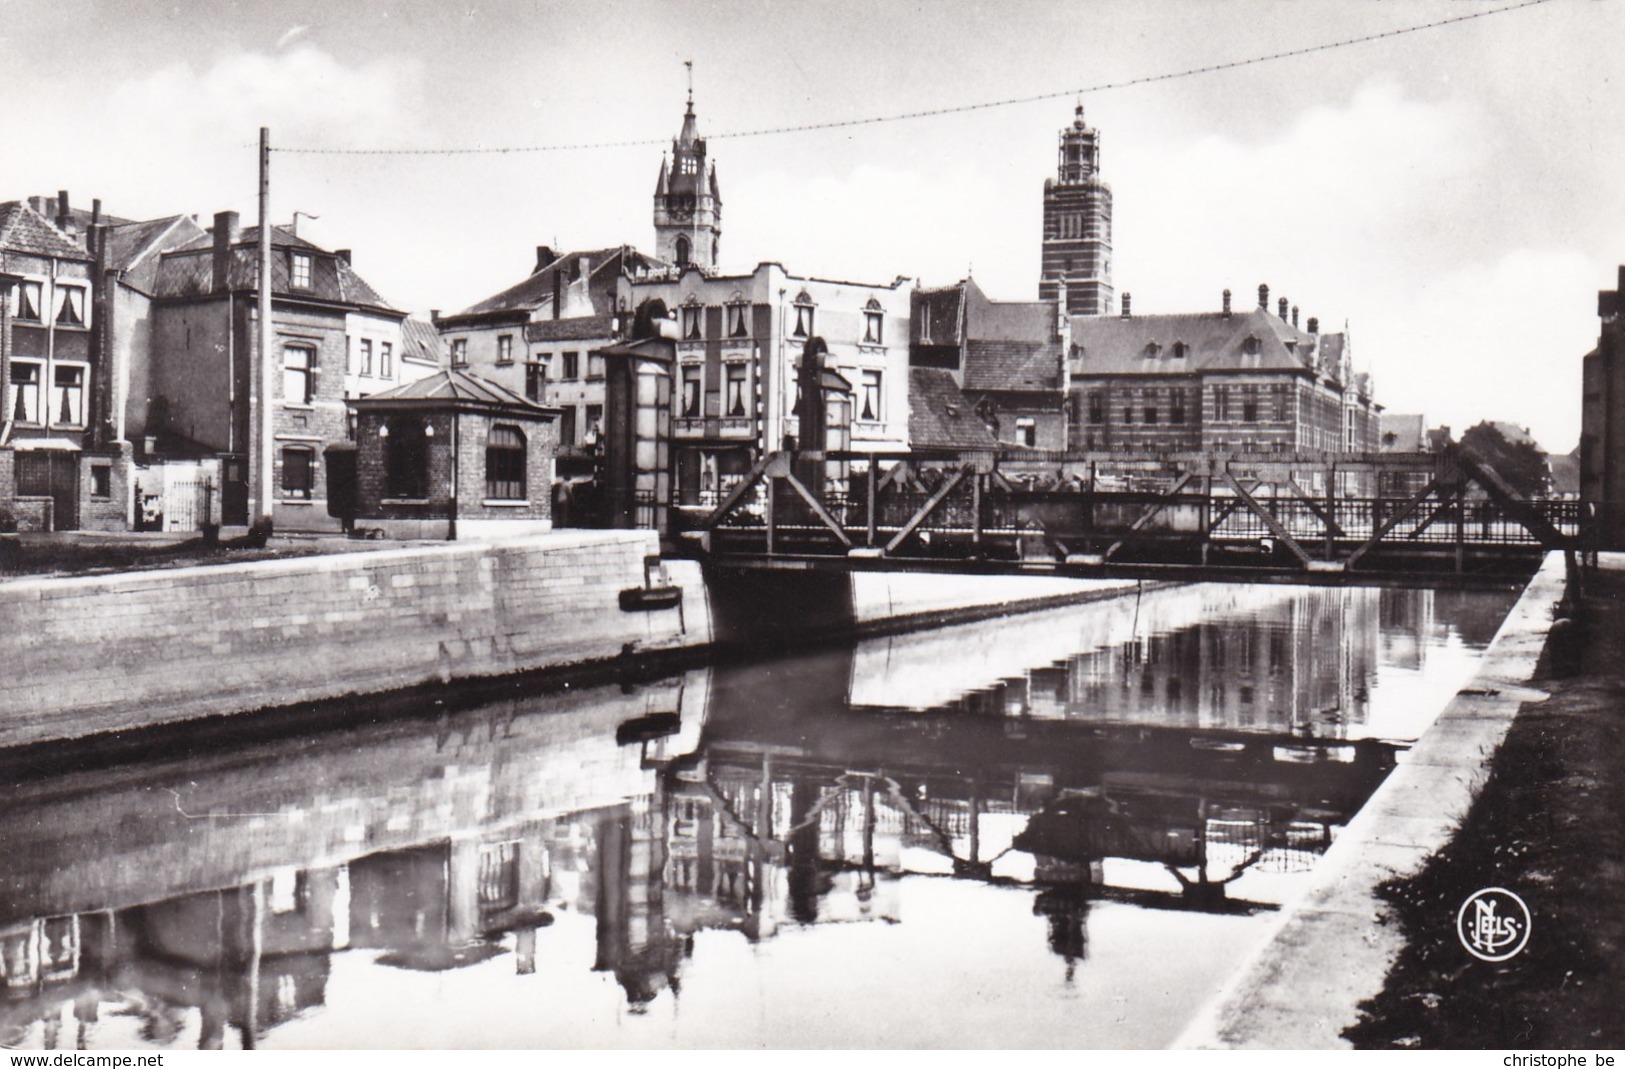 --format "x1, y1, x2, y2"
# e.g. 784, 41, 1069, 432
680, 446, 1591, 587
